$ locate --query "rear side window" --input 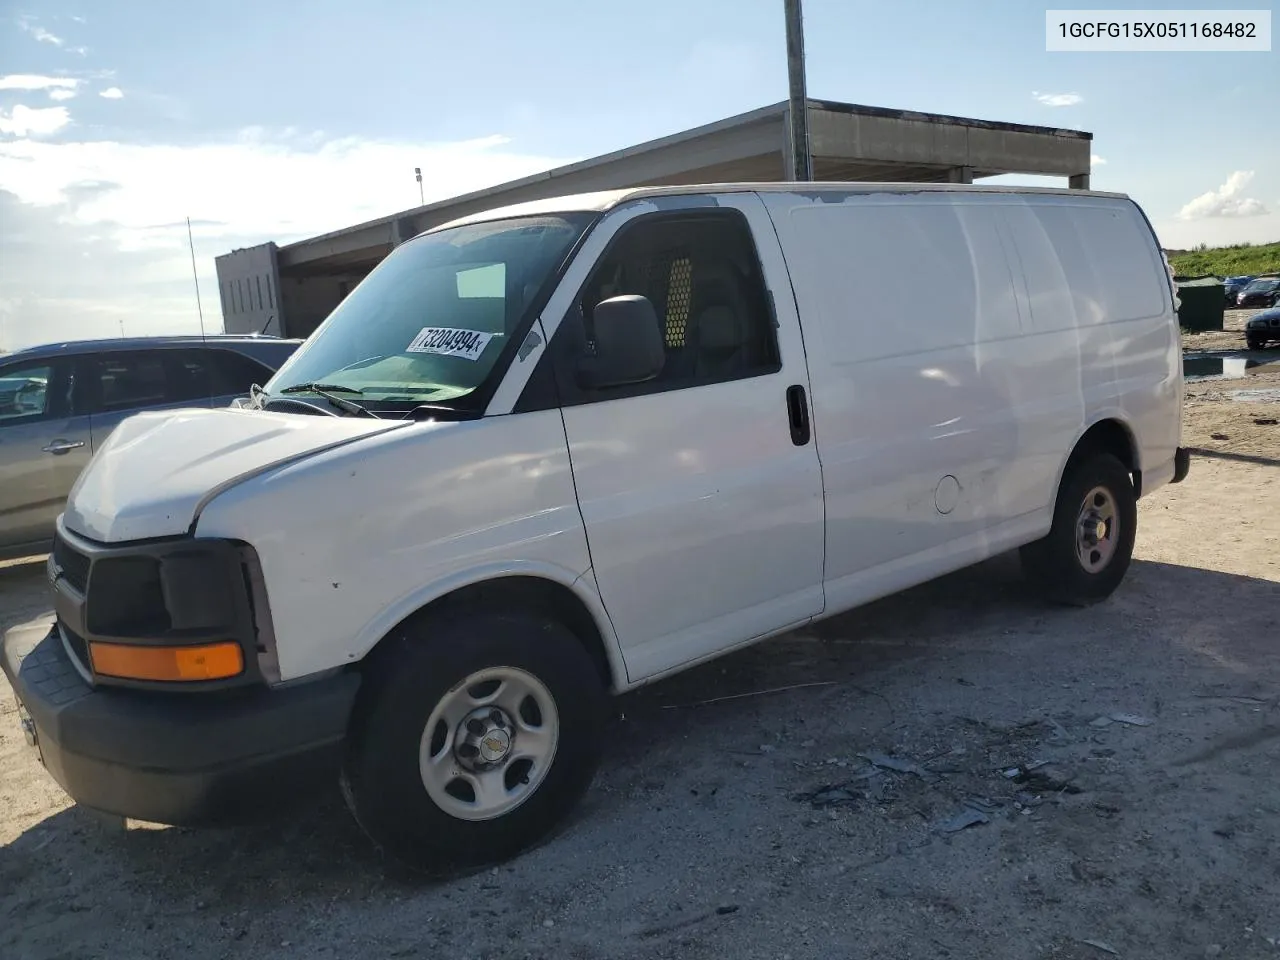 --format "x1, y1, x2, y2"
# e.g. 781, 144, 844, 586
89, 353, 169, 412
167, 350, 213, 402
207, 349, 273, 395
